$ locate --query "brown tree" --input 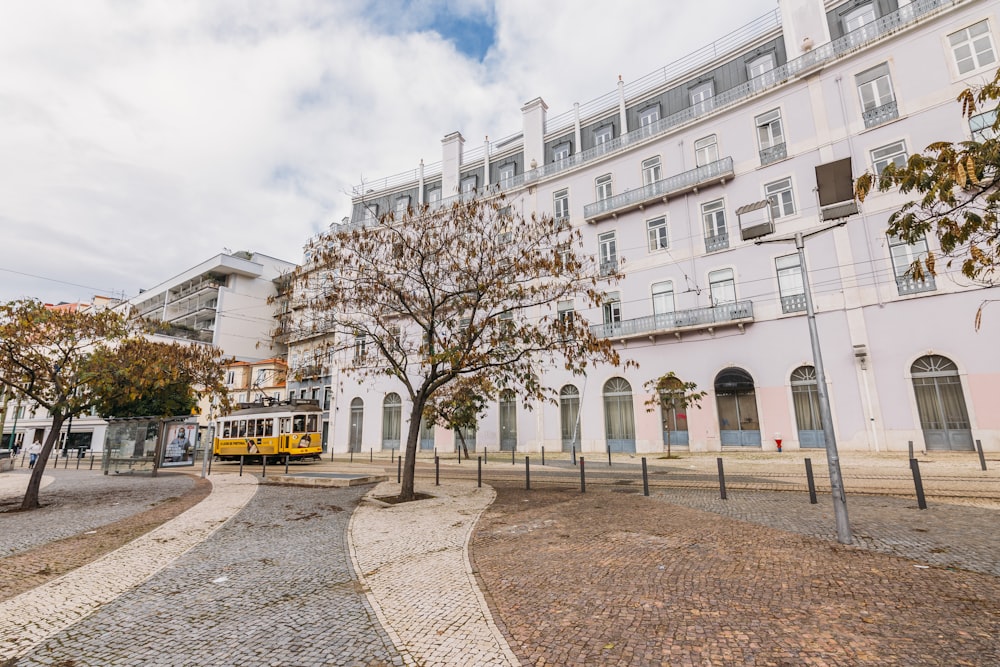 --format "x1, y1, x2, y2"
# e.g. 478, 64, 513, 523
0, 300, 231, 509
290, 193, 628, 500
644, 372, 706, 459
